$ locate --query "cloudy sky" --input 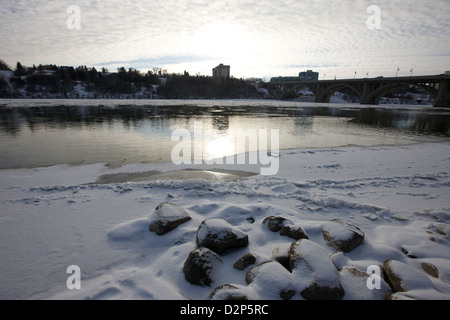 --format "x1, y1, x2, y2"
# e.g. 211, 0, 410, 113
1, 0, 449, 79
